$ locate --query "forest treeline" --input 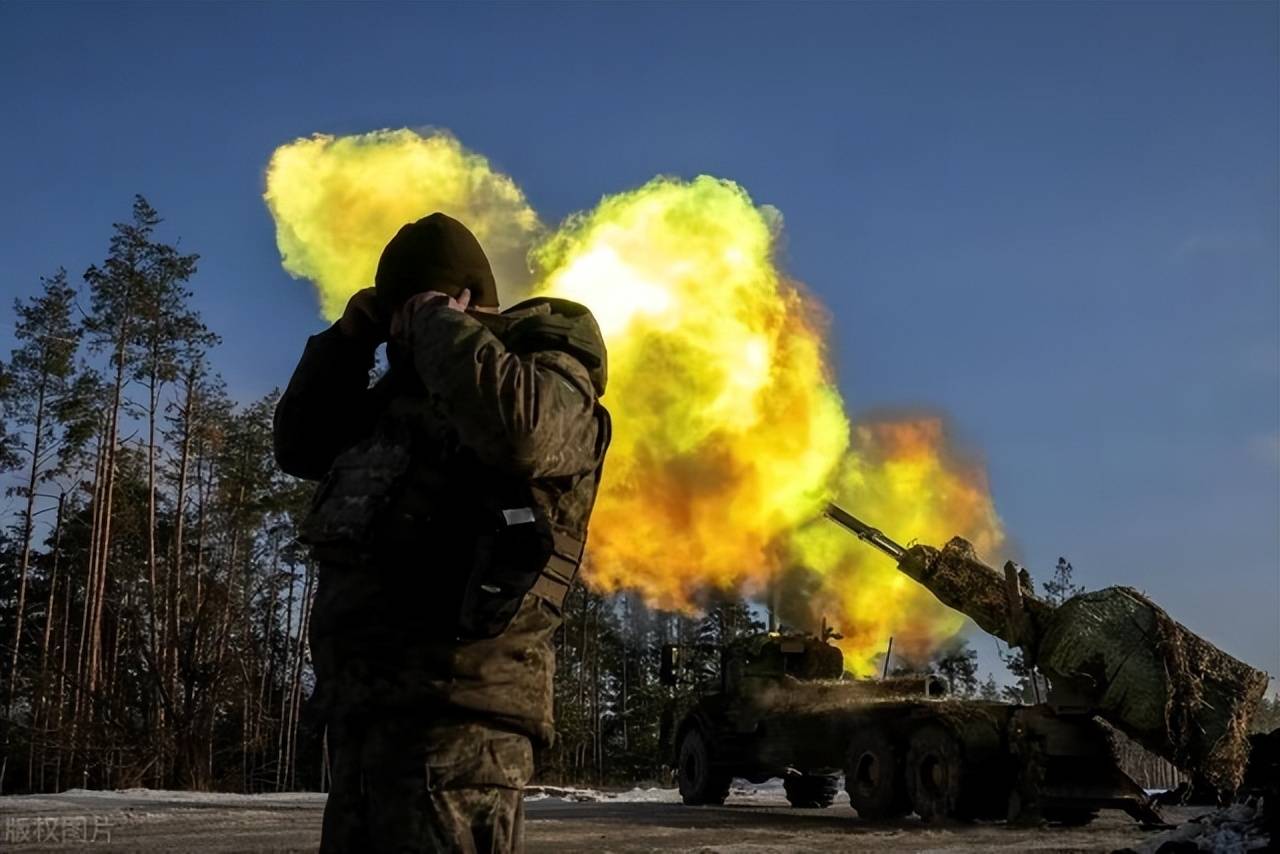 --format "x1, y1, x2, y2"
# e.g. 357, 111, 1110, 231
1, 197, 1275, 796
